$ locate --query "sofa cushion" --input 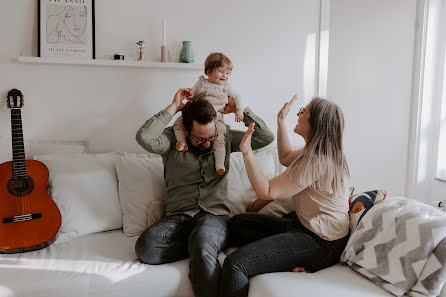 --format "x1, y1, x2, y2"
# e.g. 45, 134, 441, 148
0, 230, 196, 297
0, 229, 403, 297
34, 153, 122, 242
116, 153, 165, 237
116, 148, 278, 237
227, 150, 276, 216
348, 189, 386, 232
248, 263, 394, 297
